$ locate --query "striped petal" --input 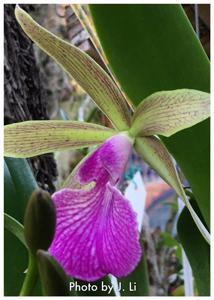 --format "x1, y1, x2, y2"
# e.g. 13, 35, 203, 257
15, 6, 131, 131
4, 121, 116, 158
49, 134, 142, 281
130, 89, 210, 137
